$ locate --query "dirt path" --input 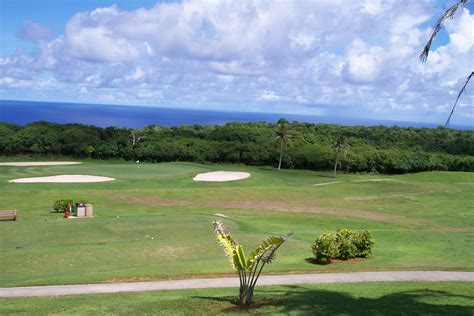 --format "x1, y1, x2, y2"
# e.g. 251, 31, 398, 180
1, 271, 473, 298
